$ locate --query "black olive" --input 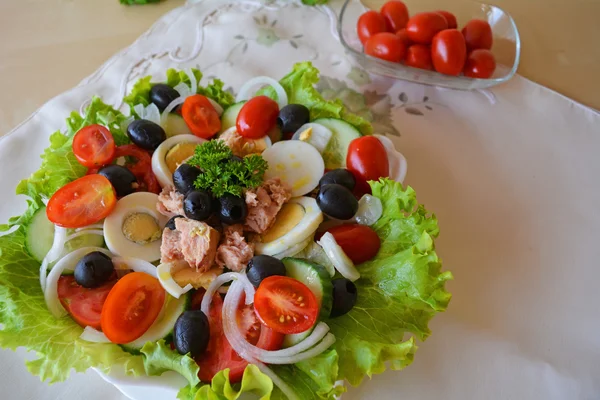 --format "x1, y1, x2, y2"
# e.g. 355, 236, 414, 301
330, 278, 358, 318
319, 169, 356, 191
74, 251, 114, 288
150, 83, 181, 112
173, 164, 202, 195
166, 215, 185, 230
316, 184, 359, 220
126, 119, 167, 150
173, 310, 210, 357
184, 191, 214, 221
246, 255, 287, 287
277, 104, 310, 134
218, 194, 247, 224
98, 165, 137, 197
